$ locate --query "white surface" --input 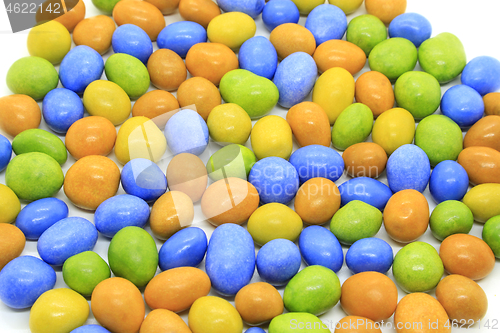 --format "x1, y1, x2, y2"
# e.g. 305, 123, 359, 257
1, 0, 500, 332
